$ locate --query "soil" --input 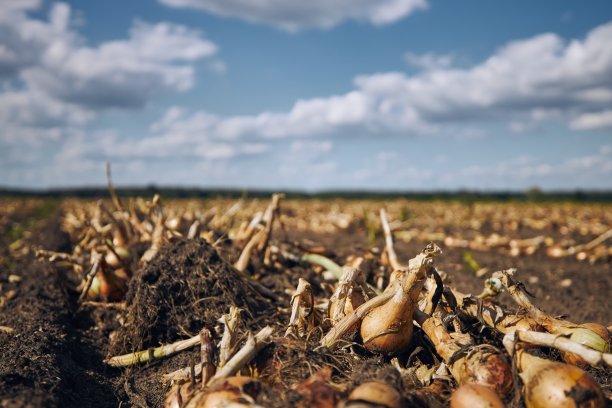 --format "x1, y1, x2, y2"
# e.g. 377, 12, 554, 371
0, 200, 610, 407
